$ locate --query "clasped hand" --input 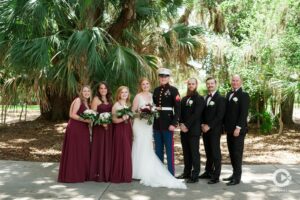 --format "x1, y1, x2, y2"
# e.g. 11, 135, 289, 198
180, 123, 188, 133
